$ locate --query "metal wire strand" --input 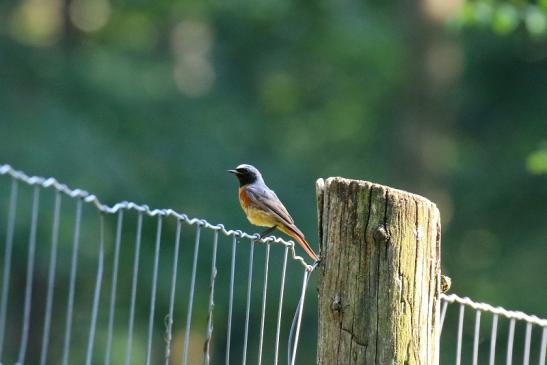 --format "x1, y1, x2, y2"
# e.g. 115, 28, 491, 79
203, 230, 219, 365
85, 214, 106, 365
61, 198, 83, 365
442, 294, 547, 328
224, 236, 237, 365
0, 178, 18, 361
539, 326, 546, 365
145, 216, 163, 365
456, 304, 465, 365
440, 300, 449, 331
289, 269, 311, 365
257, 244, 271, 365
489, 314, 499, 365
242, 239, 256, 365
506, 318, 516, 365
182, 225, 202, 365
164, 219, 182, 365
472, 310, 481, 365
39, 191, 62, 365
274, 246, 289, 365
522, 322, 532, 365
17, 186, 41, 365
104, 210, 124, 365
124, 212, 143, 365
